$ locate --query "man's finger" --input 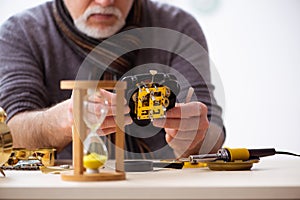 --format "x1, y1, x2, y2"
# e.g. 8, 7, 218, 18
99, 127, 116, 135
106, 105, 130, 116
165, 128, 206, 141
101, 115, 132, 129
165, 133, 204, 153
166, 102, 206, 118
153, 117, 203, 131
99, 89, 127, 106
